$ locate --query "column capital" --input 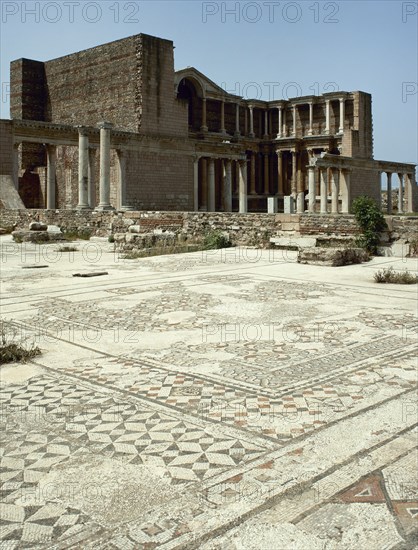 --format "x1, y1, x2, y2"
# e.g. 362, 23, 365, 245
98, 121, 113, 130
76, 126, 89, 136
